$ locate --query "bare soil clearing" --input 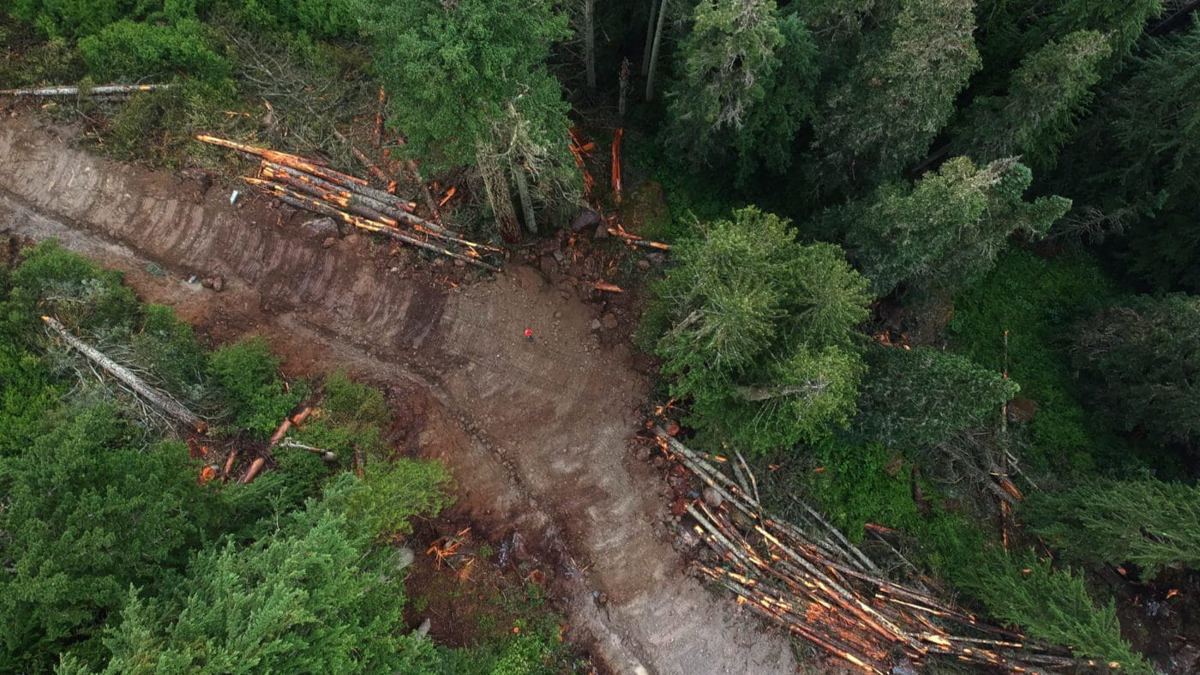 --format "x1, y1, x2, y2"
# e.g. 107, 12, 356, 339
0, 117, 798, 675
